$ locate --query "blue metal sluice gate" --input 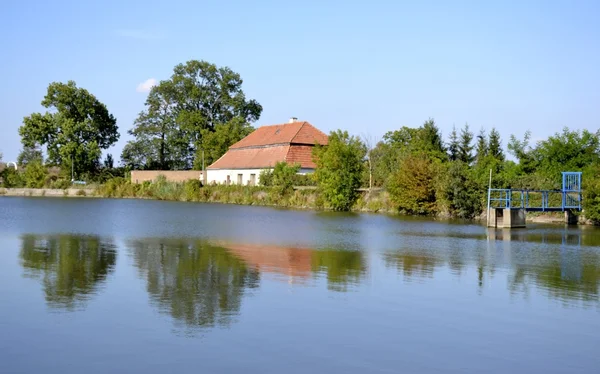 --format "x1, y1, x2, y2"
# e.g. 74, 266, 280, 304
488, 172, 582, 212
